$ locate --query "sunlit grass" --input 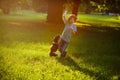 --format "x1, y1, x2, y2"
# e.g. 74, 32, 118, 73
0, 41, 94, 80
78, 14, 120, 27
0, 10, 120, 27
0, 10, 120, 80
0, 10, 47, 21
